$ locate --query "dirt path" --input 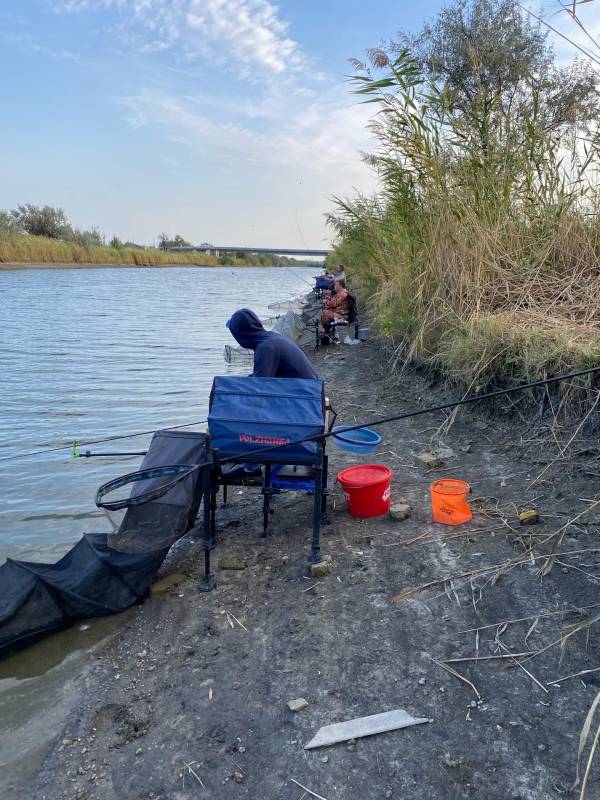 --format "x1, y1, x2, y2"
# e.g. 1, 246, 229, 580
17, 340, 600, 799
